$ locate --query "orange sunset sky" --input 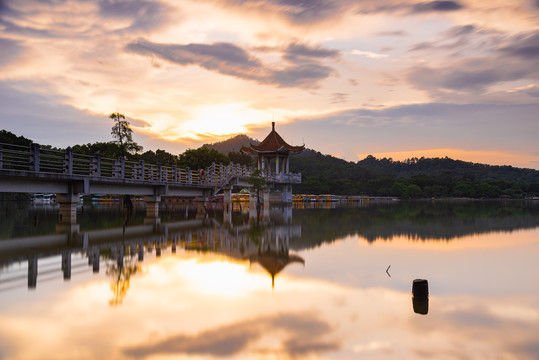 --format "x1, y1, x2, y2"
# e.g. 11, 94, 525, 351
0, 0, 538, 168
